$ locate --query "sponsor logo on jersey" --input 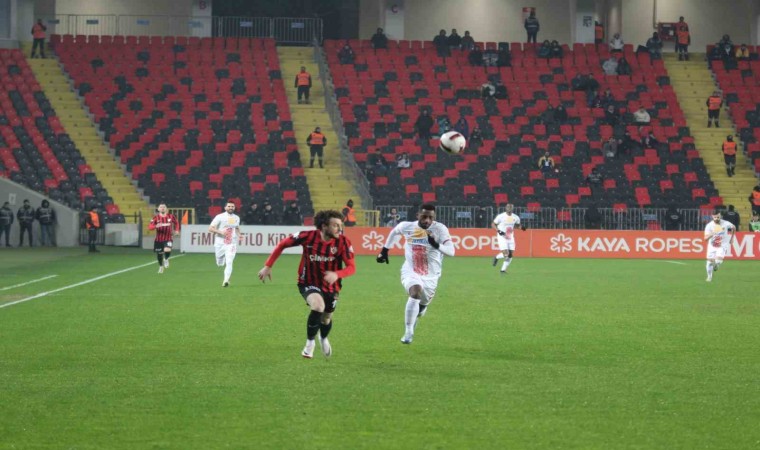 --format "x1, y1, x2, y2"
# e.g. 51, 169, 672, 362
309, 254, 336, 262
